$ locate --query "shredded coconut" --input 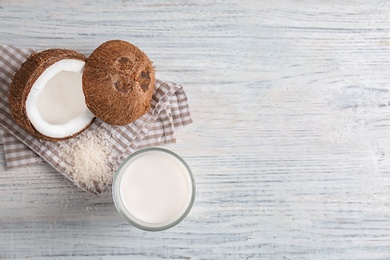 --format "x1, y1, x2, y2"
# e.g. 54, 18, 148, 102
57, 127, 115, 193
